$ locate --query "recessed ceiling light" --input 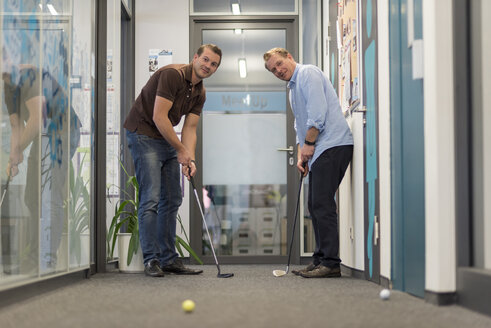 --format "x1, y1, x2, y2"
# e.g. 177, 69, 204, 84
232, 3, 241, 15
238, 58, 247, 78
